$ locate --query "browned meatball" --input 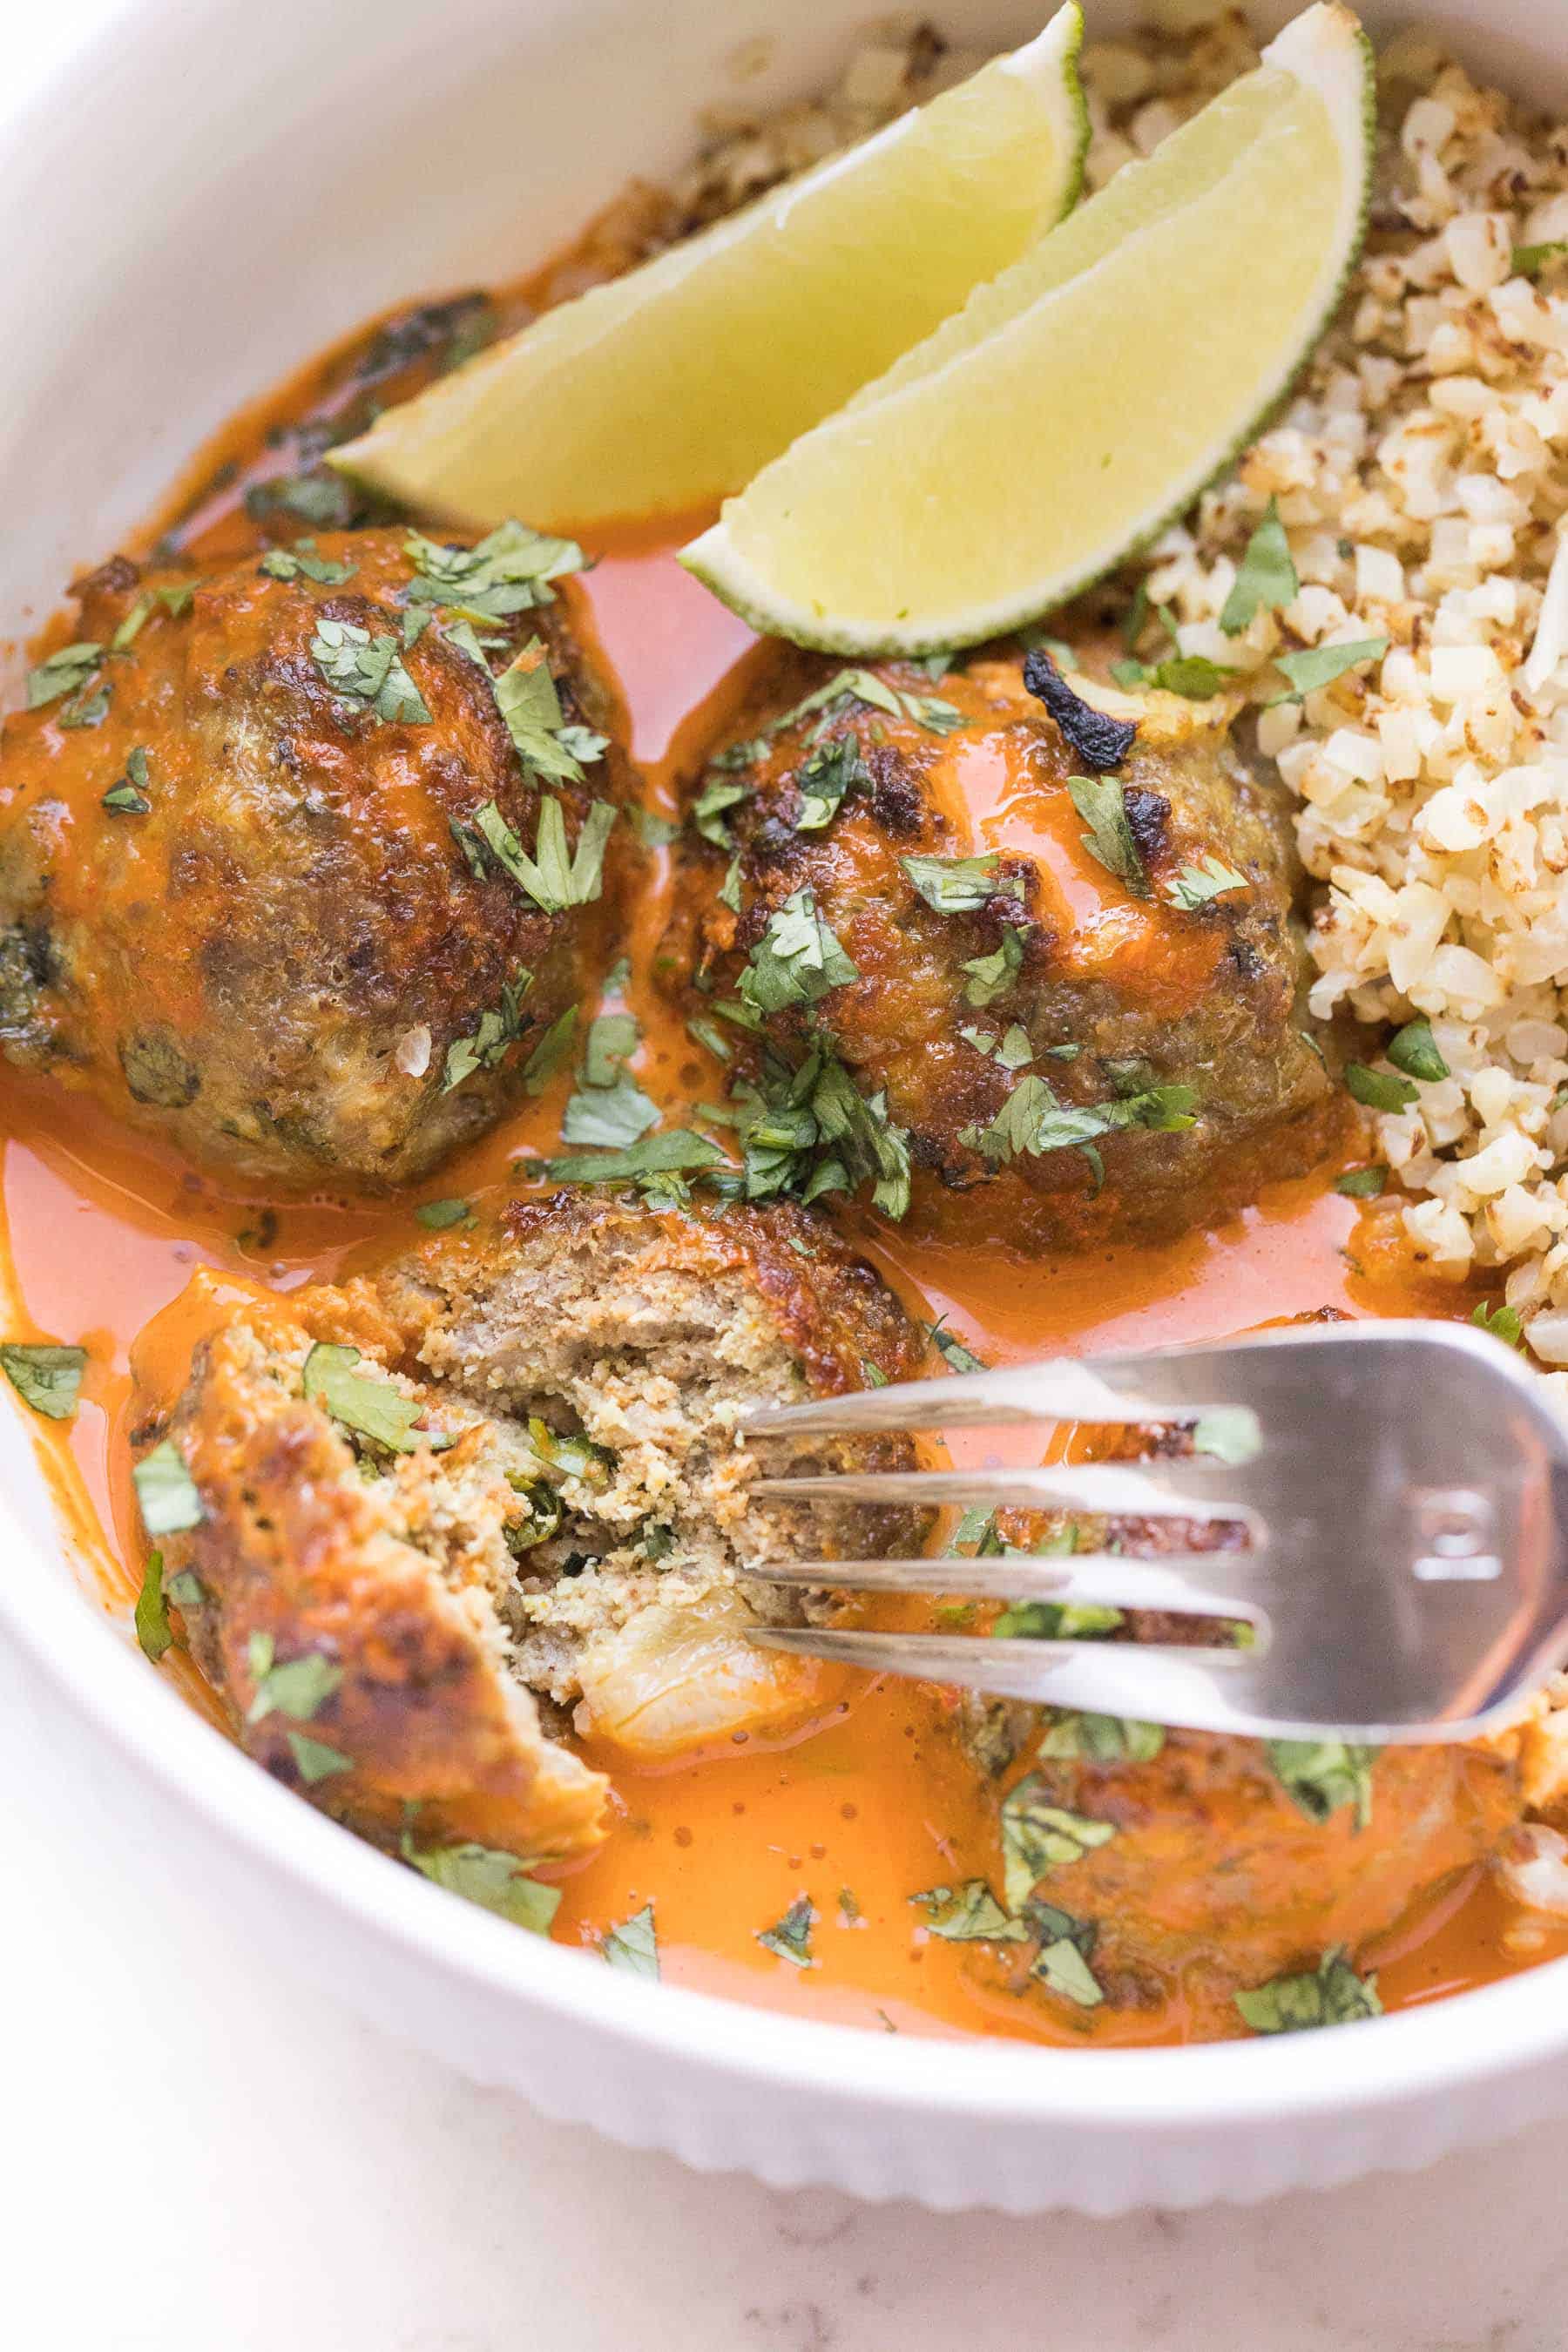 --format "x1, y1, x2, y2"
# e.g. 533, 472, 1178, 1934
0, 527, 636, 1189
134, 1191, 929, 1872
665, 646, 1338, 1252
950, 1683, 1523, 2038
